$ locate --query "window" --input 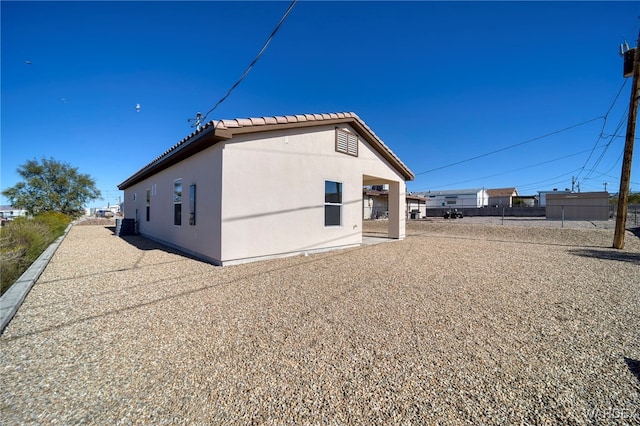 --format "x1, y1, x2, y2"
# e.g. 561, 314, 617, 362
145, 189, 150, 221
335, 128, 358, 157
324, 180, 342, 226
189, 184, 196, 226
174, 179, 182, 226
